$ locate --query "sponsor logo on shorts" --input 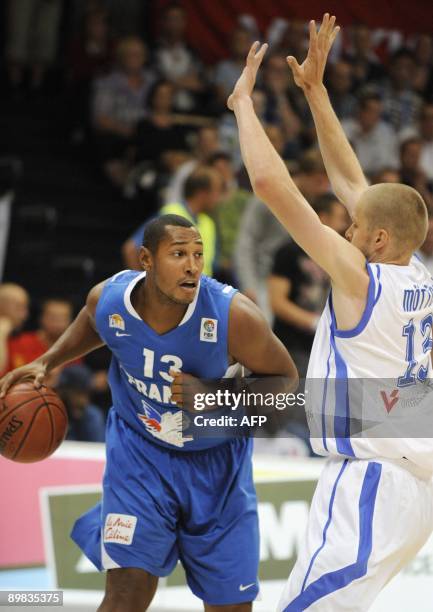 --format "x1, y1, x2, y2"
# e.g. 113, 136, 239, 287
103, 513, 137, 545
109, 314, 125, 331
200, 317, 218, 342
